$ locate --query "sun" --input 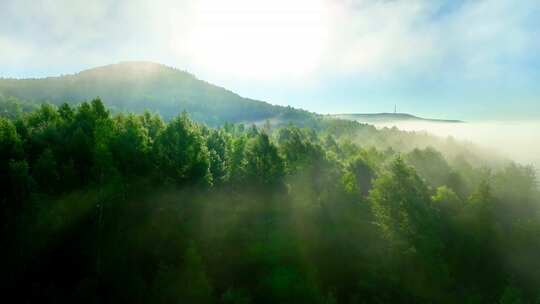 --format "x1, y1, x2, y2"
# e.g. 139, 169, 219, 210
182, 0, 329, 80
